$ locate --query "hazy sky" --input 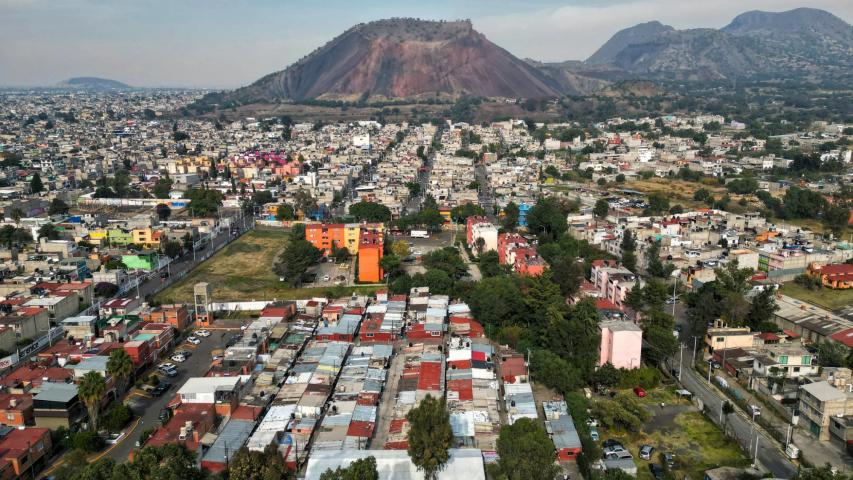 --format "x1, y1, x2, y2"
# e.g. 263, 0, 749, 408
2, 0, 851, 88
